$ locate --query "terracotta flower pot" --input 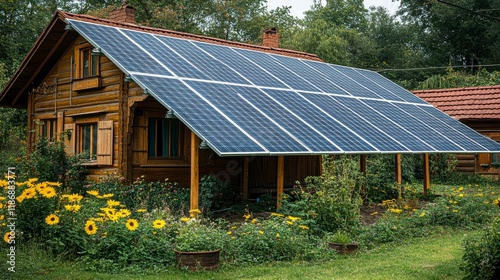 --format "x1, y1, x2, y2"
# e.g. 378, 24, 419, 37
174, 249, 221, 271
